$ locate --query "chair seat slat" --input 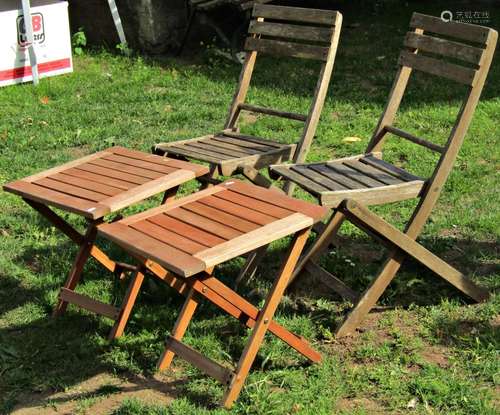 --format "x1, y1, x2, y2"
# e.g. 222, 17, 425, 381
345, 159, 402, 185
293, 165, 347, 190
315, 163, 374, 189
206, 137, 267, 155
